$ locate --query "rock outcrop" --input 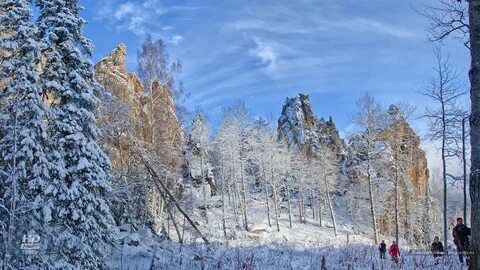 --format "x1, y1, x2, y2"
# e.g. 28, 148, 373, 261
95, 44, 143, 102
94, 44, 183, 231
384, 105, 429, 196
94, 44, 183, 169
344, 104, 430, 243
277, 94, 430, 244
277, 93, 346, 159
